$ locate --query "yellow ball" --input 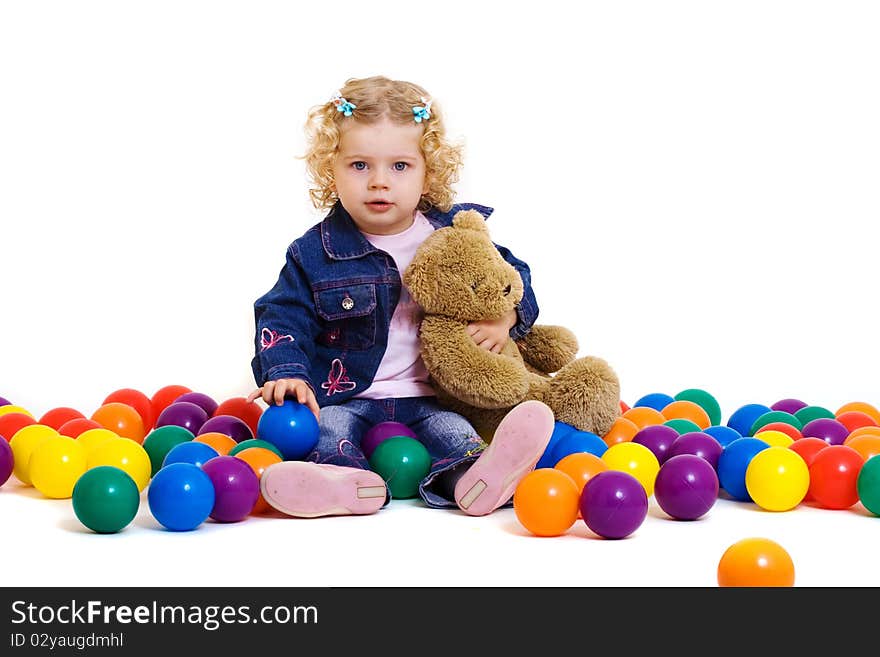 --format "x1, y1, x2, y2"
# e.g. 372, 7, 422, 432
753, 430, 794, 448
10, 424, 59, 485
87, 437, 151, 492
0, 405, 34, 418
745, 445, 809, 511
601, 441, 660, 497
76, 428, 119, 455
29, 436, 87, 499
